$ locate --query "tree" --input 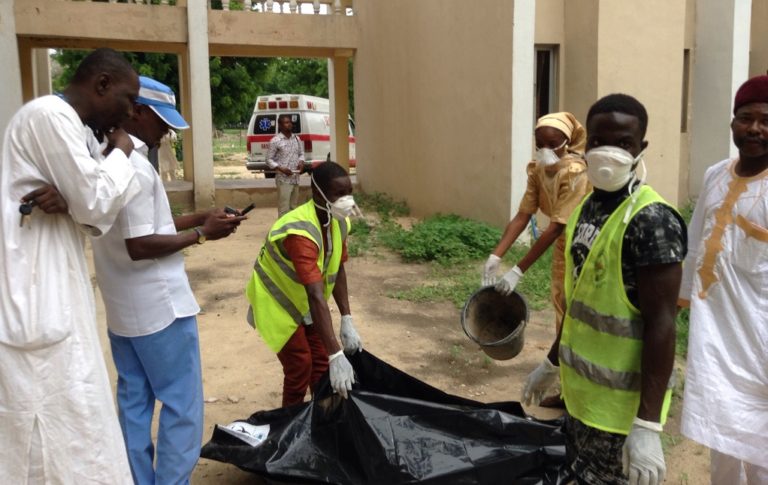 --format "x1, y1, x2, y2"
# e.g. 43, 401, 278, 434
209, 56, 270, 127
52, 50, 354, 127
262, 57, 355, 116
52, 50, 179, 93
52, 50, 269, 129
263, 58, 329, 98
